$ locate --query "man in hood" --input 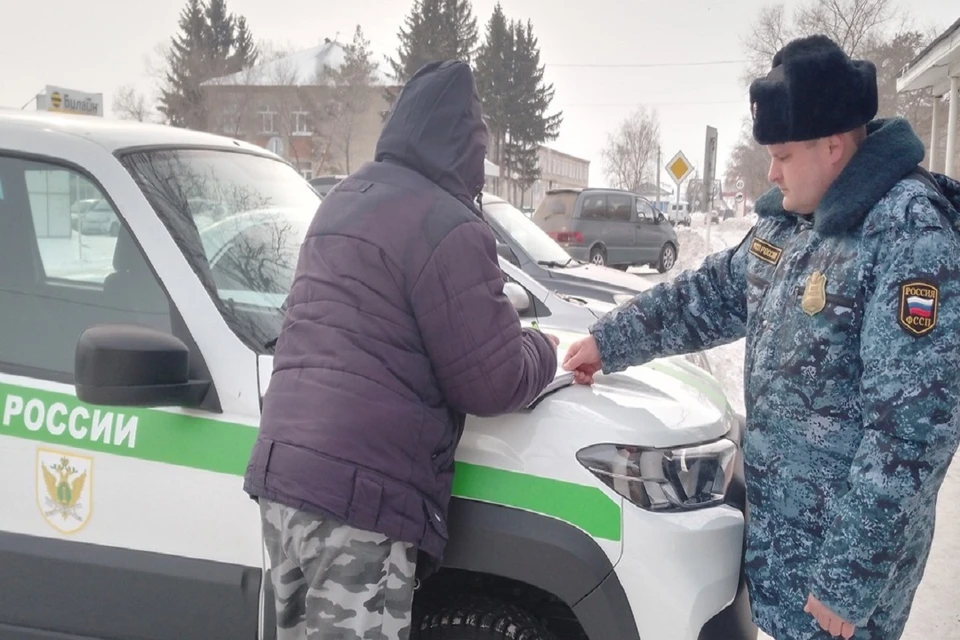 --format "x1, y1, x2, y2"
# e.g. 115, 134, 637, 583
242, 60, 558, 639
564, 35, 960, 639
